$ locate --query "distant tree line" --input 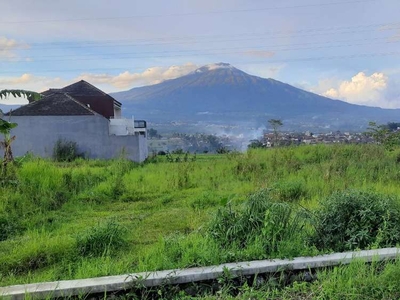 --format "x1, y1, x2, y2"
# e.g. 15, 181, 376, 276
366, 121, 400, 151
